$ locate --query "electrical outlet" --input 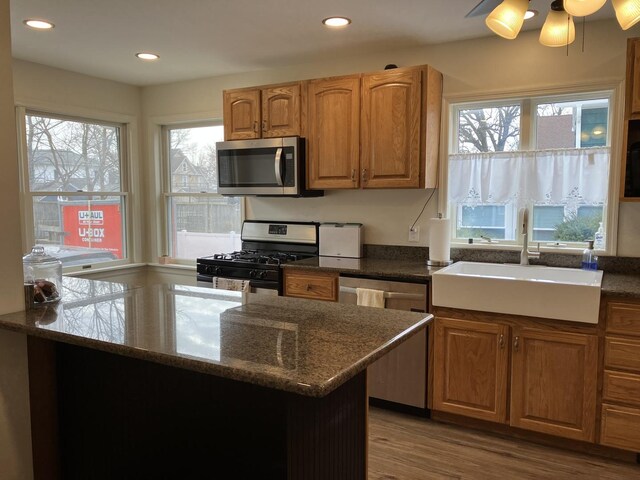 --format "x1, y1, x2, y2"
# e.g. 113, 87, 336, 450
408, 226, 420, 242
